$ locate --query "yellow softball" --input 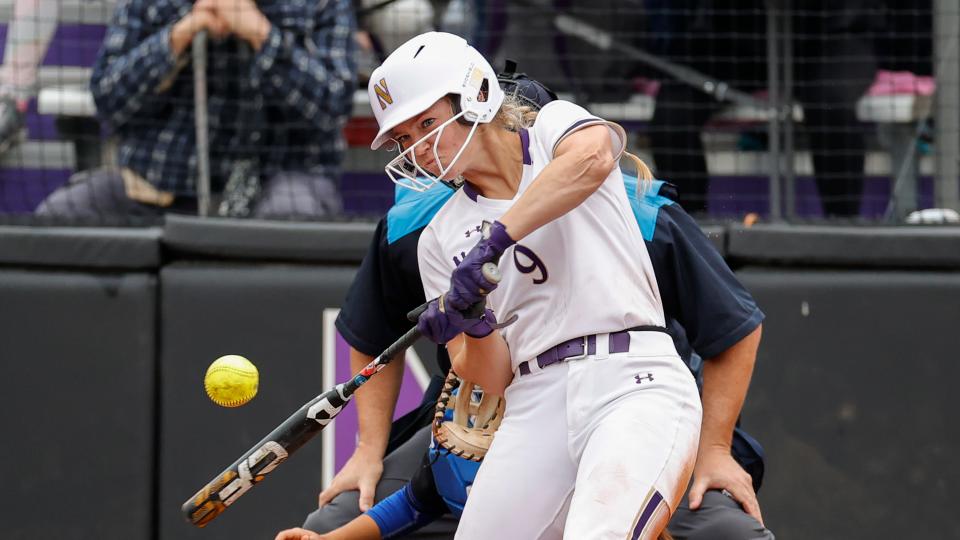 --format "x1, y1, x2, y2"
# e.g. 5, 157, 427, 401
205, 355, 259, 408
